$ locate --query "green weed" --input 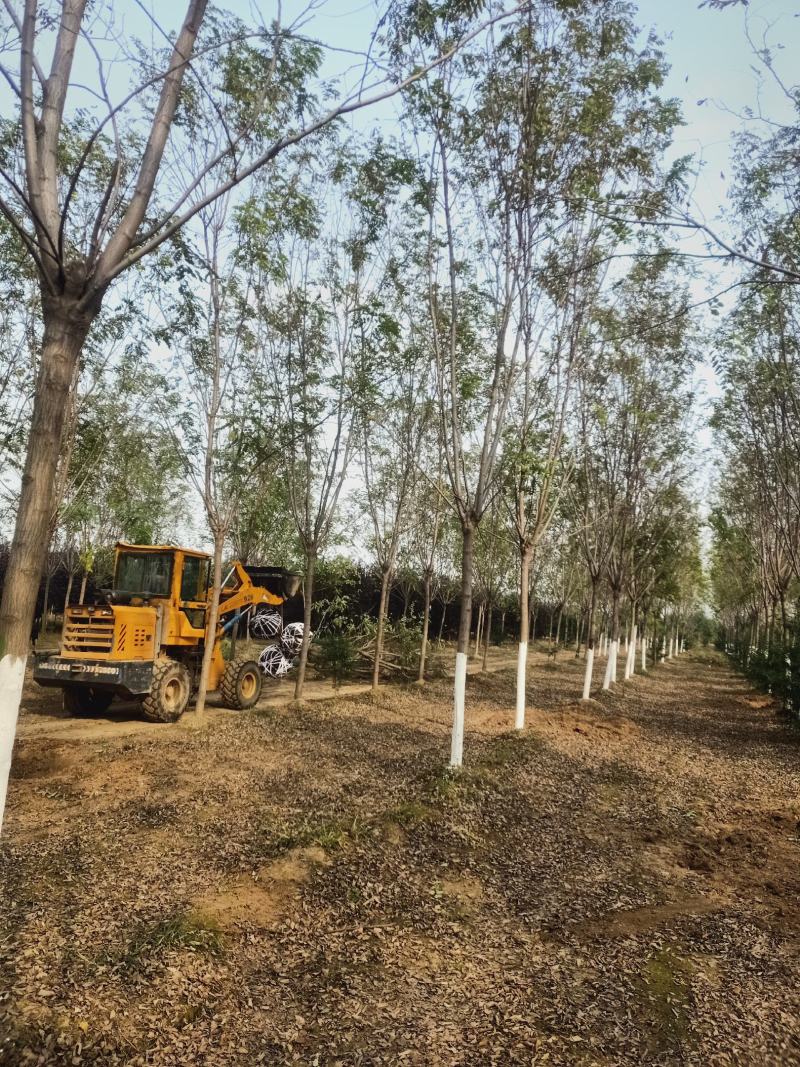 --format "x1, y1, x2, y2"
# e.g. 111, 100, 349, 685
638, 946, 692, 1051
120, 911, 224, 969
